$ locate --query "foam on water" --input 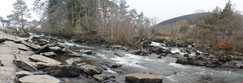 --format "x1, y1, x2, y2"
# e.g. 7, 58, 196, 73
169, 63, 188, 69
166, 75, 178, 82
150, 42, 161, 47
110, 56, 145, 68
